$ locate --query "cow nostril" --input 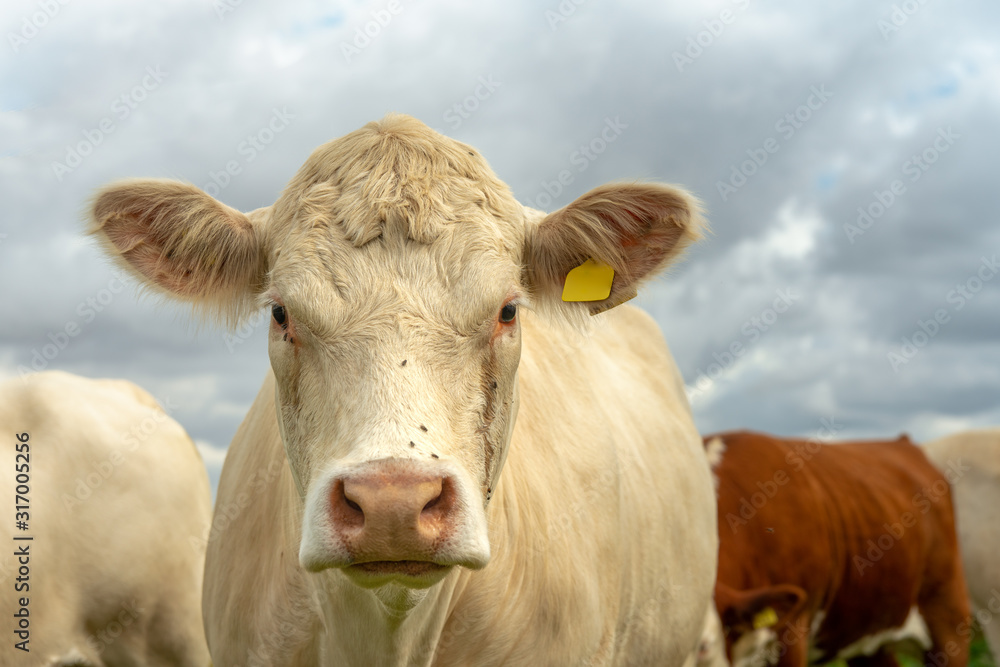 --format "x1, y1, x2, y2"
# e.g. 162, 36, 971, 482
422, 493, 442, 512
420, 477, 451, 522
332, 479, 365, 529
